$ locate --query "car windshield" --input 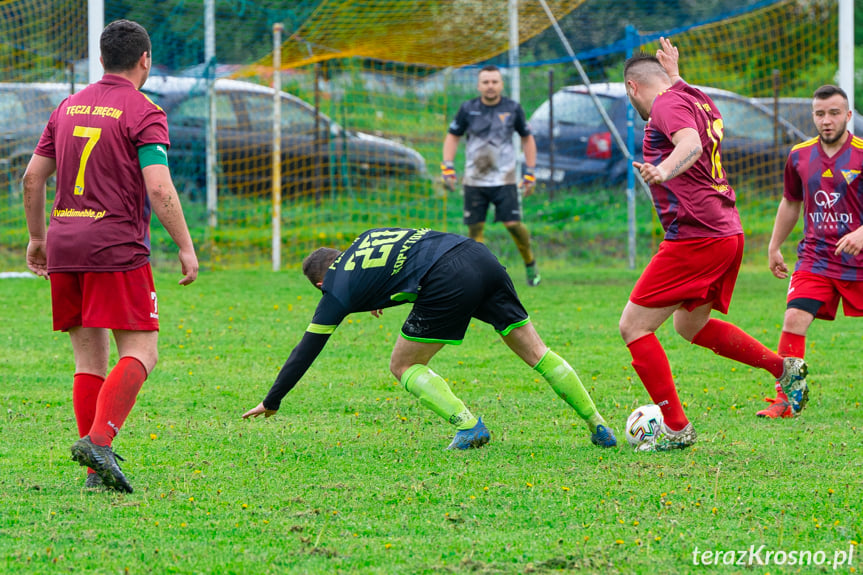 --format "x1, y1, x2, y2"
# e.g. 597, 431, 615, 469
710, 97, 777, 141
172, 93, 240, 128
45, 87, 73, 107
0, 92, 28, 131
531, 90, 646, 131
776, 102, 812, 131
532, 92, 615, 127
242, 92, 329, 133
